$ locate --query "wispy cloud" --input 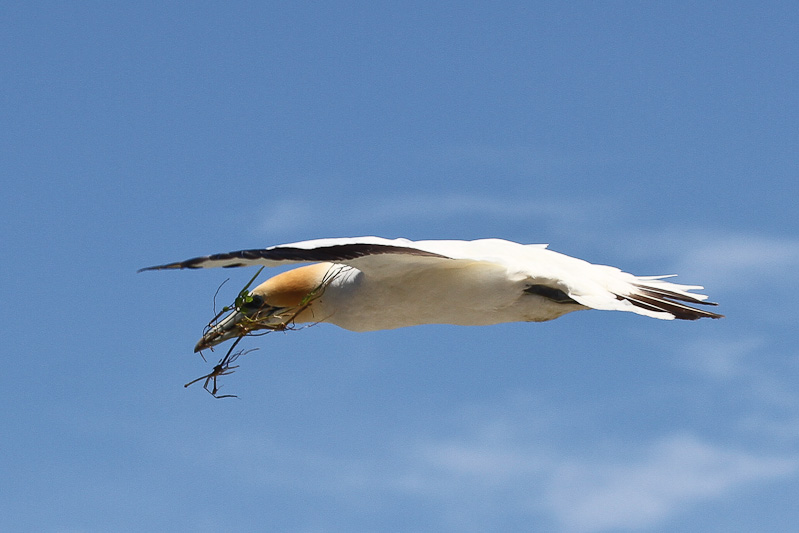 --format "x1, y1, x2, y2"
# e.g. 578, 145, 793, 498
257, 192, 617, 239
544, 434, 796, 532
672, 234, 799, 290
676, 334, 799, 447
392, 400, 799, 532
191, 395, 799, 532
678, 336, 766, 381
